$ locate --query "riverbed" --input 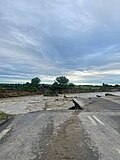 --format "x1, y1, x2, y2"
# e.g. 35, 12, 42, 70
0, 92, 120, 114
